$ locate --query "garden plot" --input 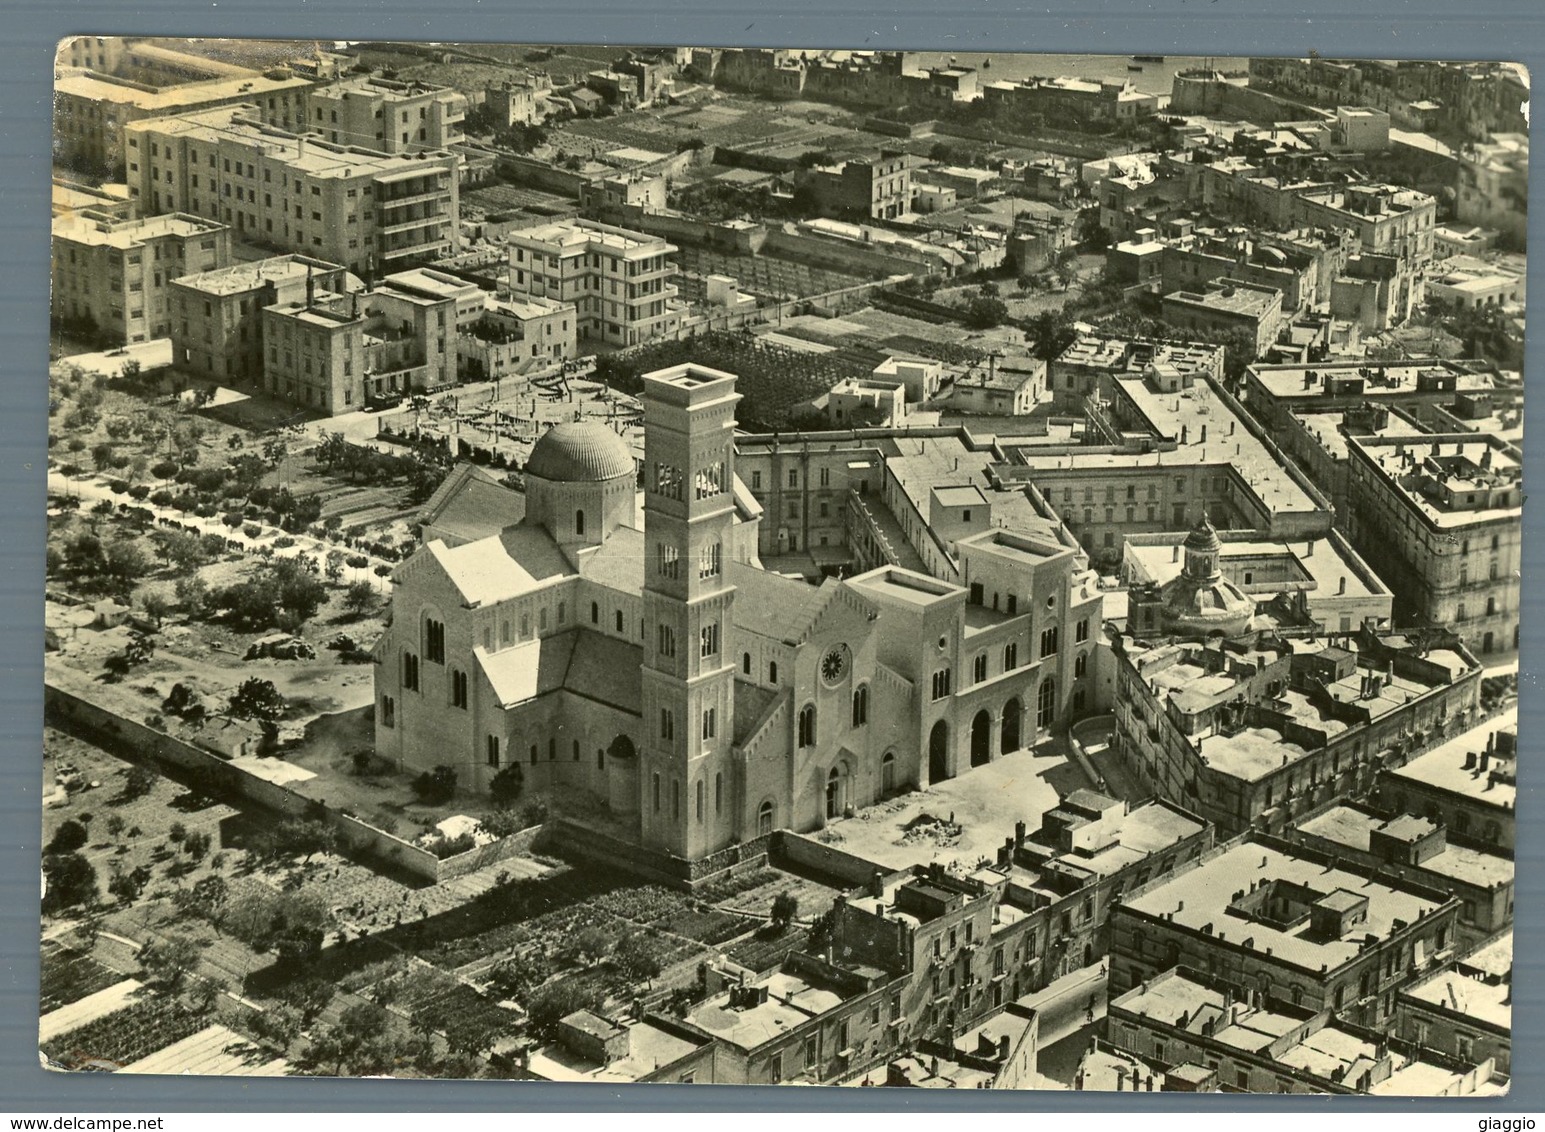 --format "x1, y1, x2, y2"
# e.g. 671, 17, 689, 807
42, 998, 208, 1071
38, 979, 143, 1044
119, 1023, 290, 1077
39, 941, 128, 1014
